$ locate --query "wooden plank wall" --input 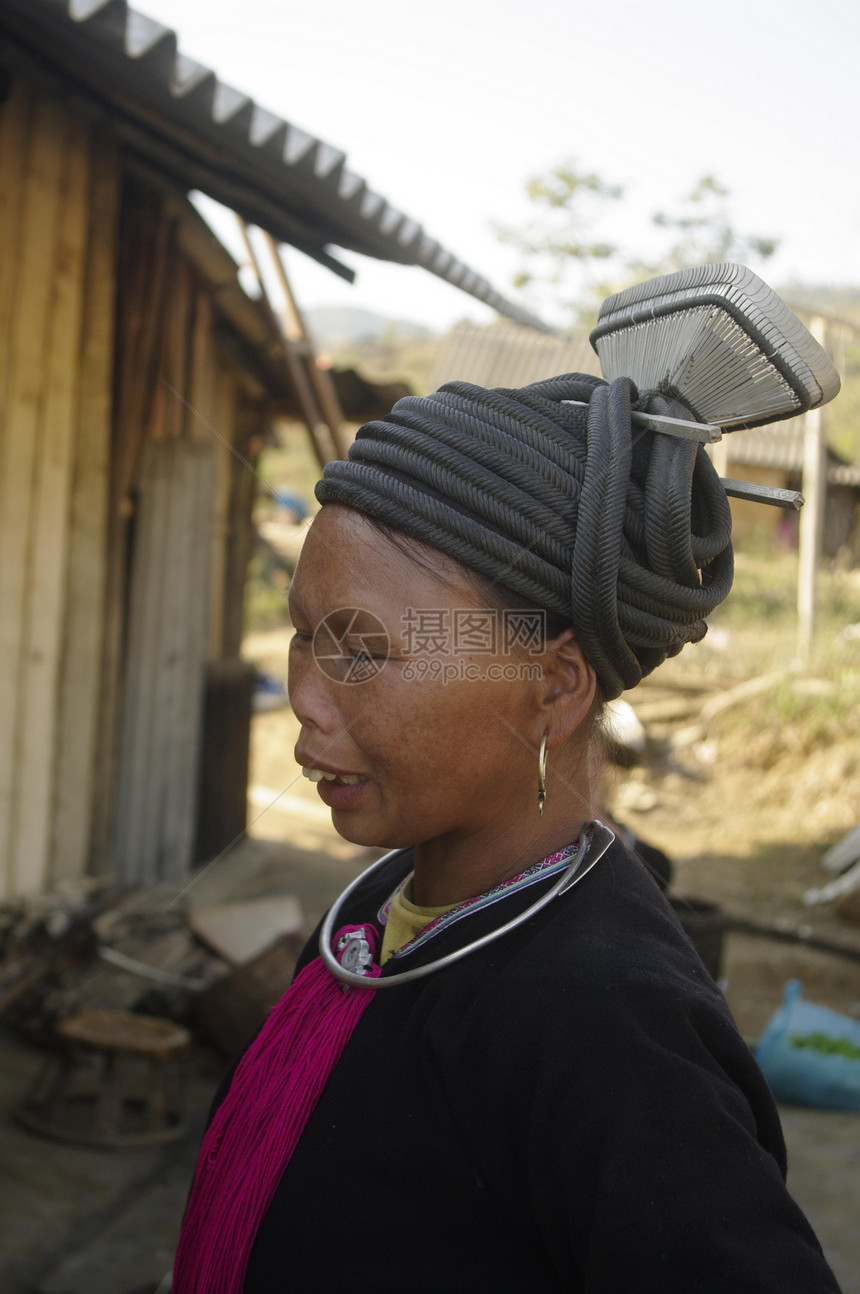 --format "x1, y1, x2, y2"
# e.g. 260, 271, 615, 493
0, 74, 120, 897
0, 92, 274, 896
